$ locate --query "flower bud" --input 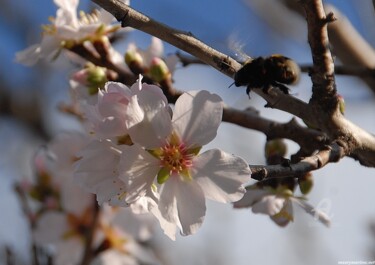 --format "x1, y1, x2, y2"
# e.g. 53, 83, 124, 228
298, 173, 314, 195
149, 57, 171, 83
72, 63, 108, 95
265, 139, 287, 165
125, 49, 144, 75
